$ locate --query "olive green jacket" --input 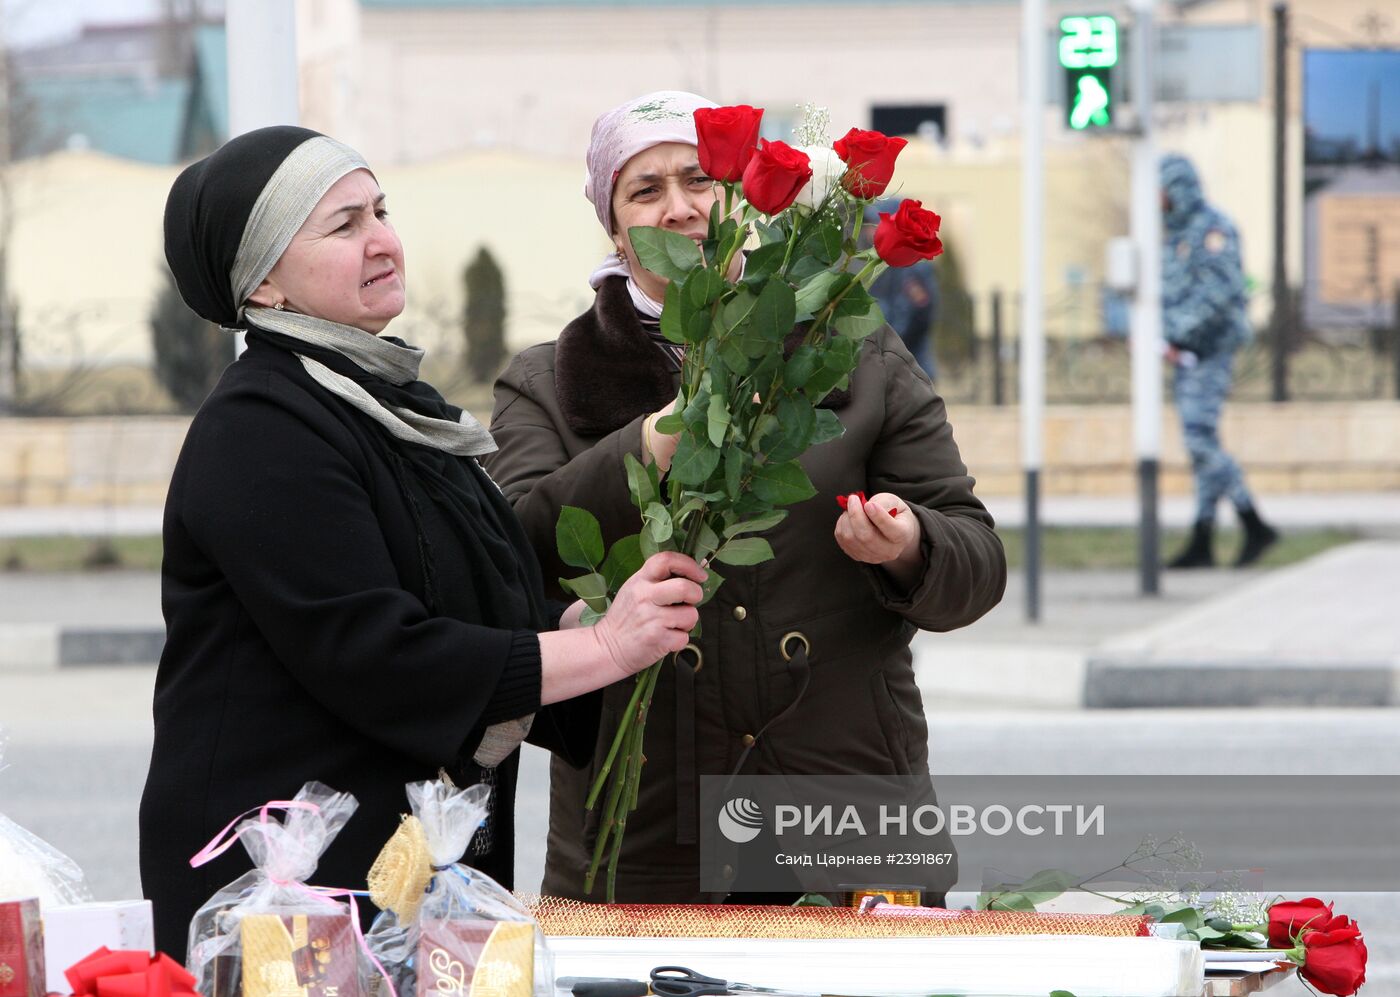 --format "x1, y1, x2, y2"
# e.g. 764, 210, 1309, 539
484, 277, 1006, 902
